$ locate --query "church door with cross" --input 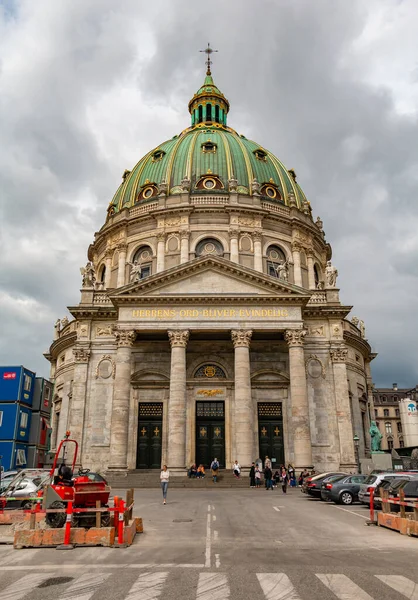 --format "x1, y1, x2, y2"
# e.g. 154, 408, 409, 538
258, 403, 284, 468
136, 403, 163, 469
195, 401, 225, 469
